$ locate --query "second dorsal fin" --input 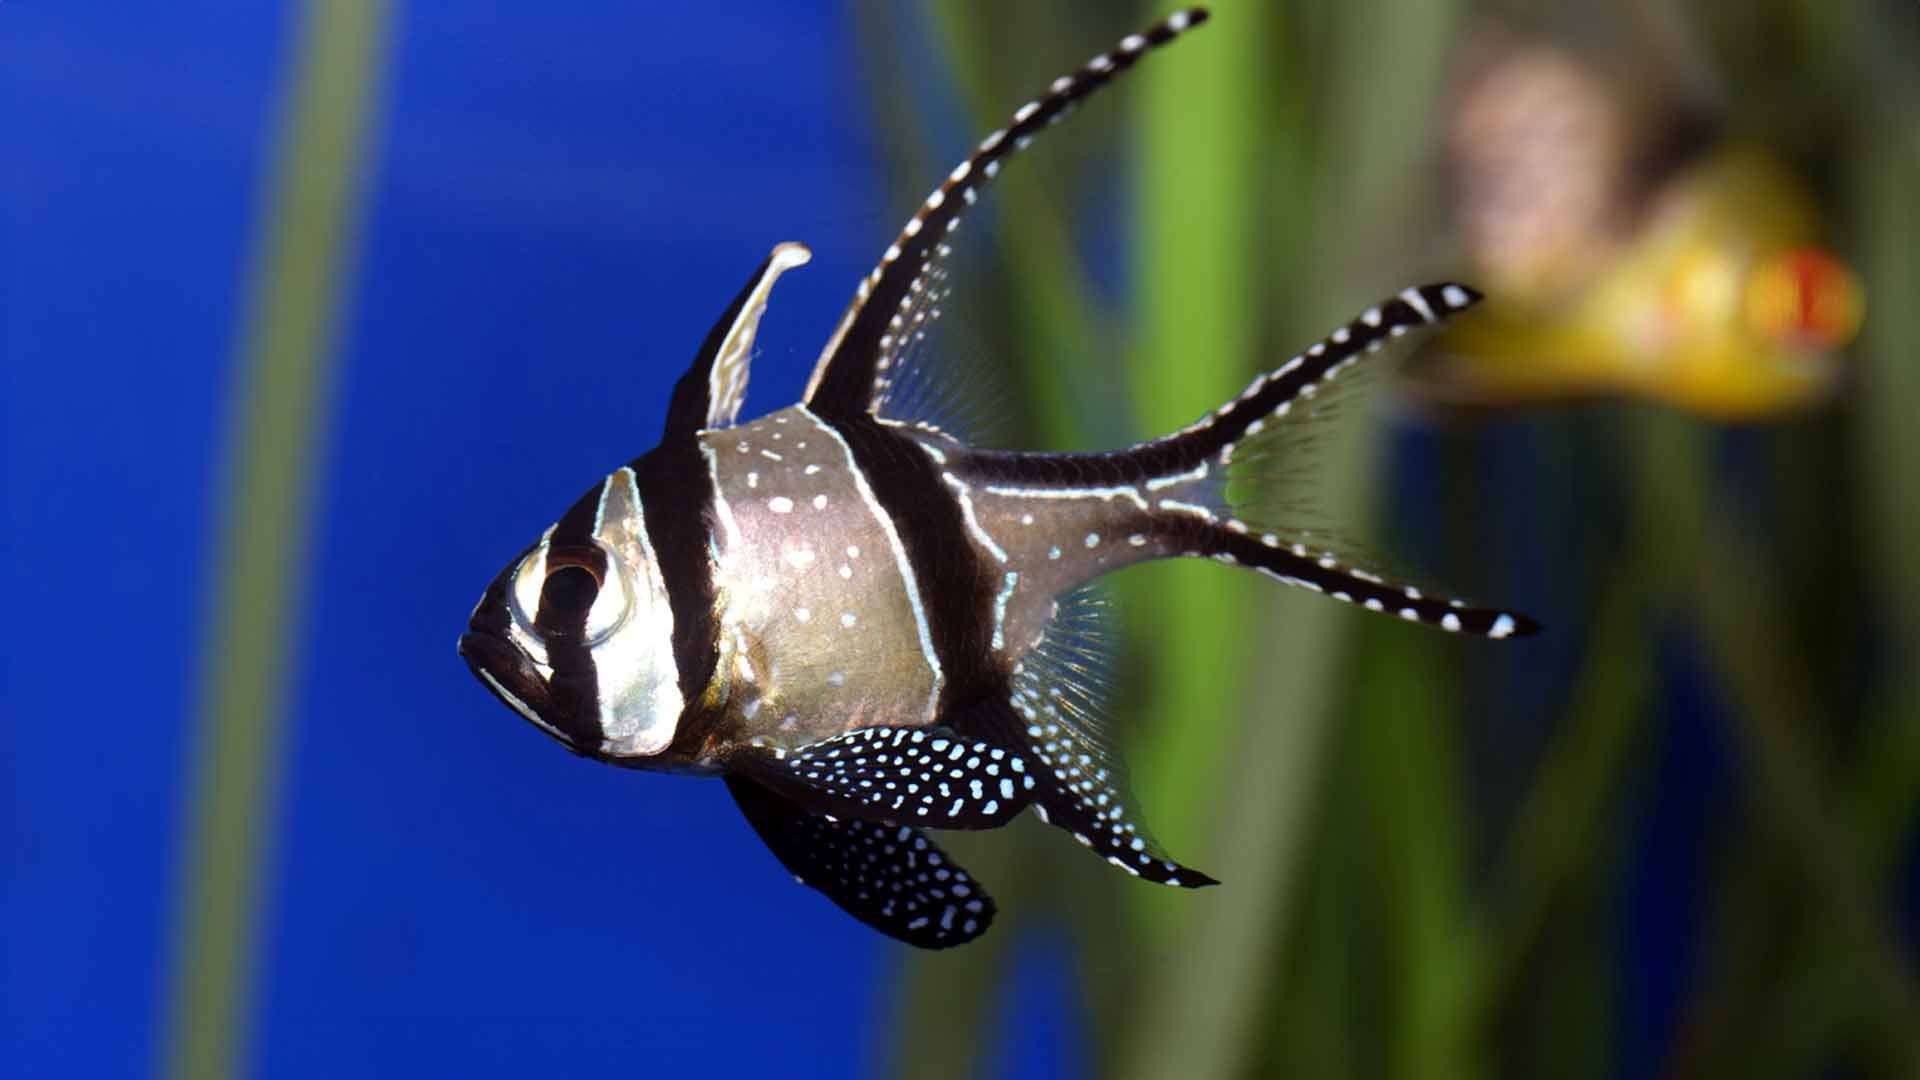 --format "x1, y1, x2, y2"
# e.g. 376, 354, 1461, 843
802, 9, 1210, 420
